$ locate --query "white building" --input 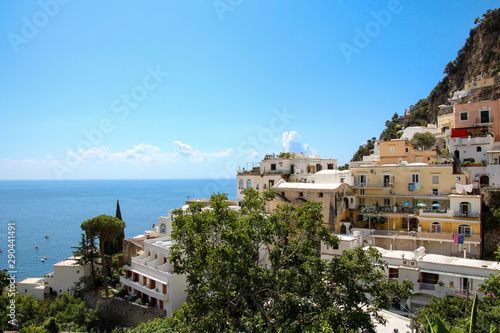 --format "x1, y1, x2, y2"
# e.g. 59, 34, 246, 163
236, 153, 338, 202
372, 246, 500, 313
44, 257, 91, 296
121, 214, 188, 317
17, 277, 46, 300
17, 256, 91, 299
399, 124, 440, 141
